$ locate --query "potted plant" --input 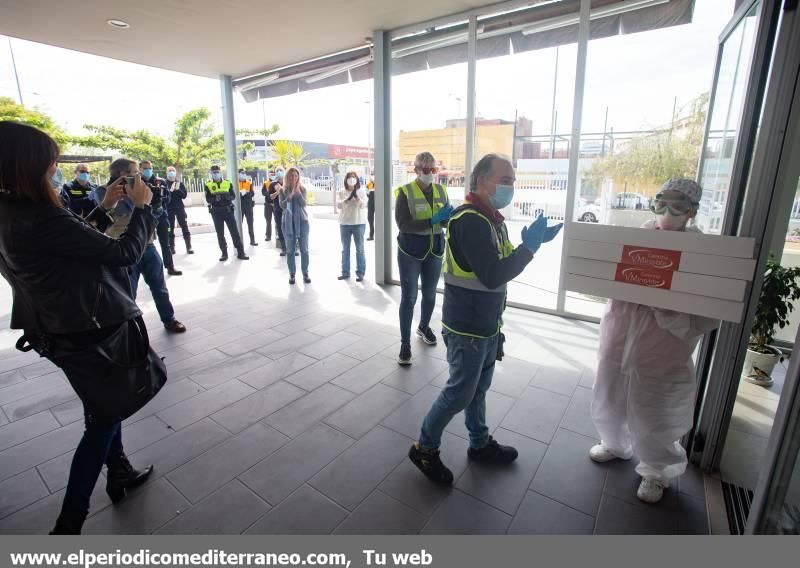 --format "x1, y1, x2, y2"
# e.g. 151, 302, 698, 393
743, 259, 800, 386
